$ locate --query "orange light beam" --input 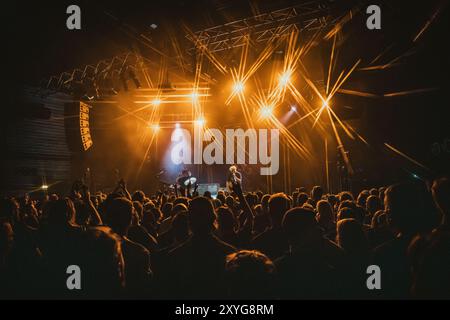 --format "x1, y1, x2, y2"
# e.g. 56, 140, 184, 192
384, 143, 430, 171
